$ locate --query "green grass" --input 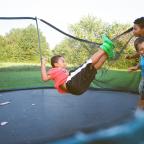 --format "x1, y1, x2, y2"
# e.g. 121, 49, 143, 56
0, 63, 53, 90
0, 70, 54, 90
0, 62, 42, 71
0, 63, 141, 92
